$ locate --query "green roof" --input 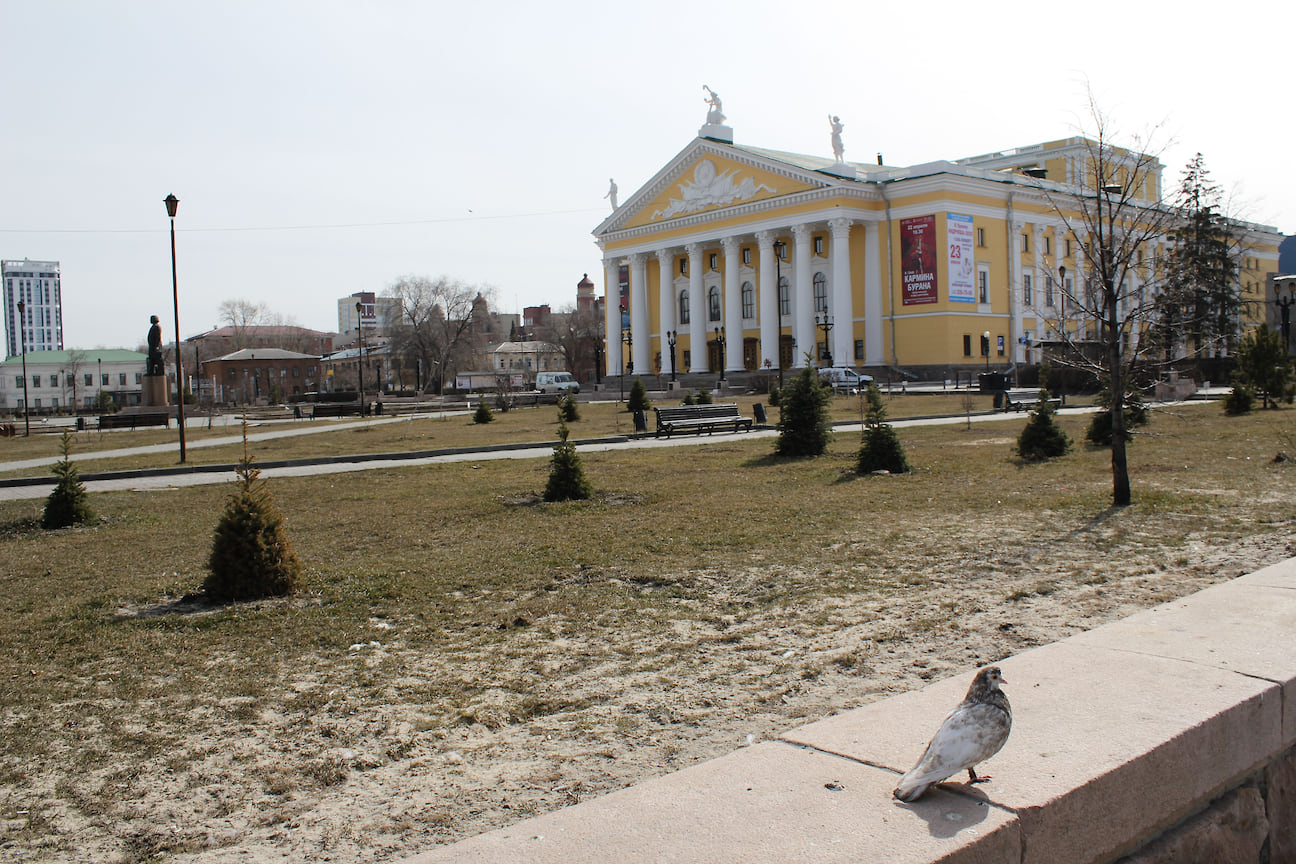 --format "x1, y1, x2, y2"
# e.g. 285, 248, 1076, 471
1, 349, 146, 366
